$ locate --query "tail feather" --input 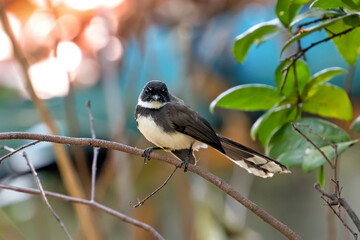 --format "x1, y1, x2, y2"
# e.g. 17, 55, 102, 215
217, 134, 290, 178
